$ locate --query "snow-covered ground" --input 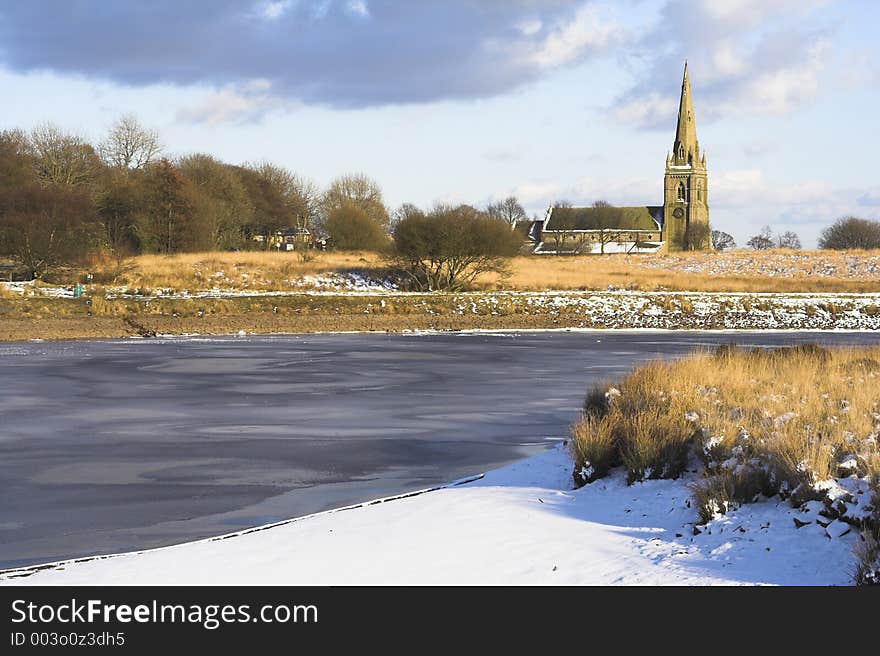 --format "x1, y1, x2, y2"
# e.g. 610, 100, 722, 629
0, 445, 857, 586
